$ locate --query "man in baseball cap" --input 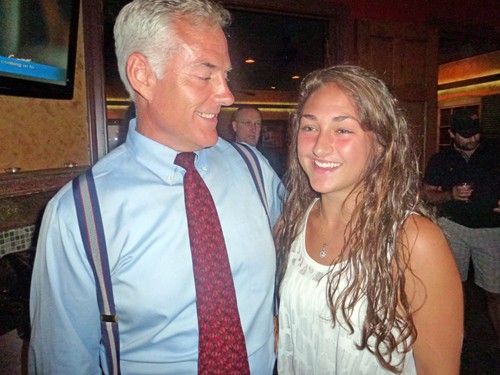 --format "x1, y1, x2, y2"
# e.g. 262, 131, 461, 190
422, 108, 500, 346
450, 109, 481, 139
